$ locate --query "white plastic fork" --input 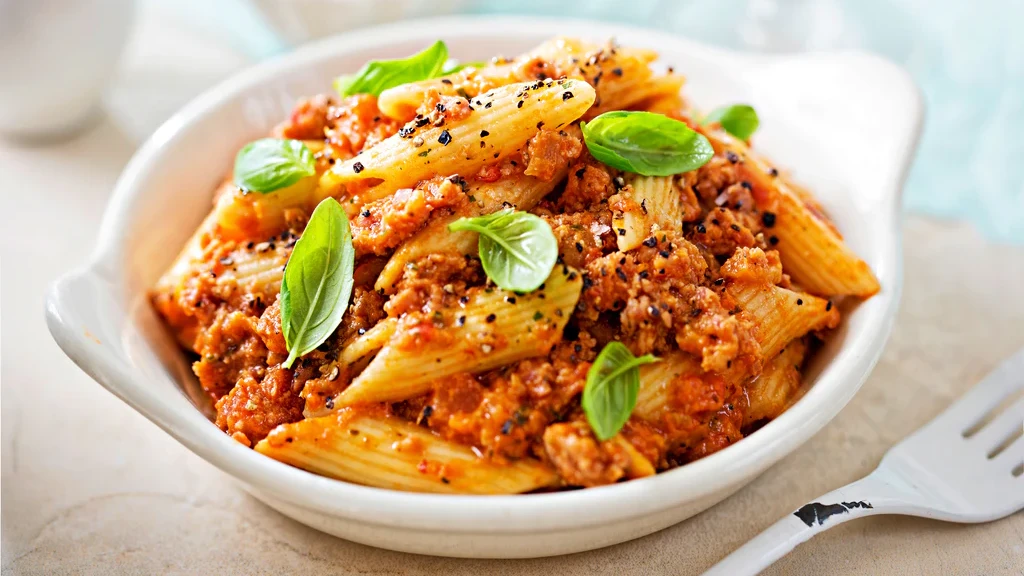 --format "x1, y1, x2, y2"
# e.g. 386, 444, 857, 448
706, 348, 1024, 576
